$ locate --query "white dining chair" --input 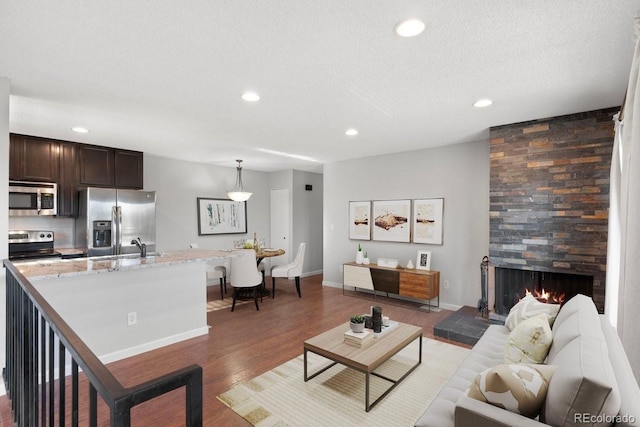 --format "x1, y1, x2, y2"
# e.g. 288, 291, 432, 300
271, 243, 306, 299
230, 249, 263, 311
190, 243, 228, 300
258, 261, 266, 290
